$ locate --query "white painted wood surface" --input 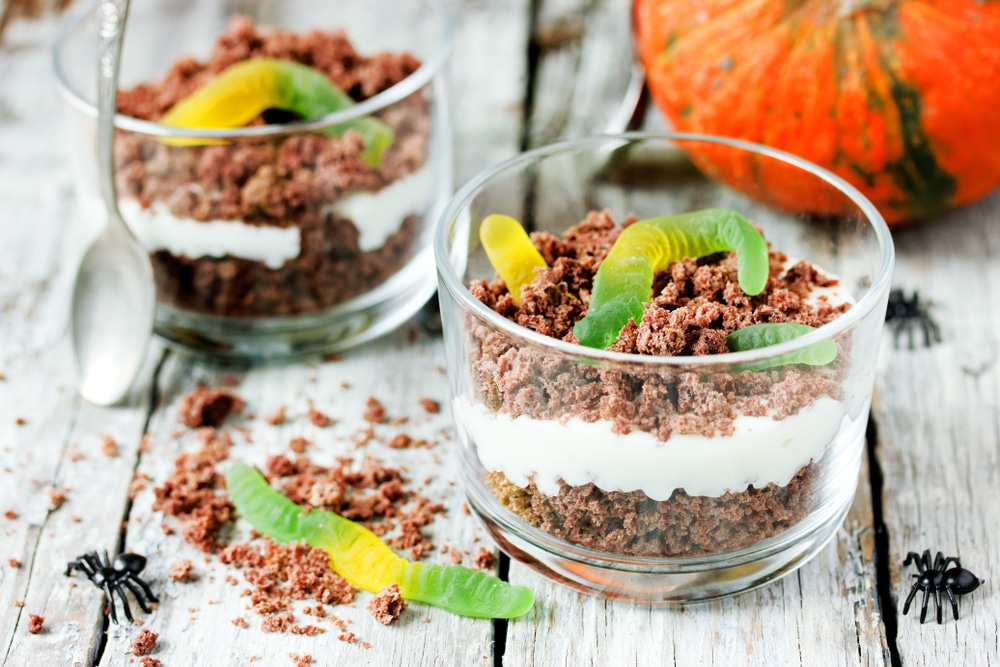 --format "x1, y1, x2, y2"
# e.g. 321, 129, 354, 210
873, 197, 1000, 667
0, 0, 998, 665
